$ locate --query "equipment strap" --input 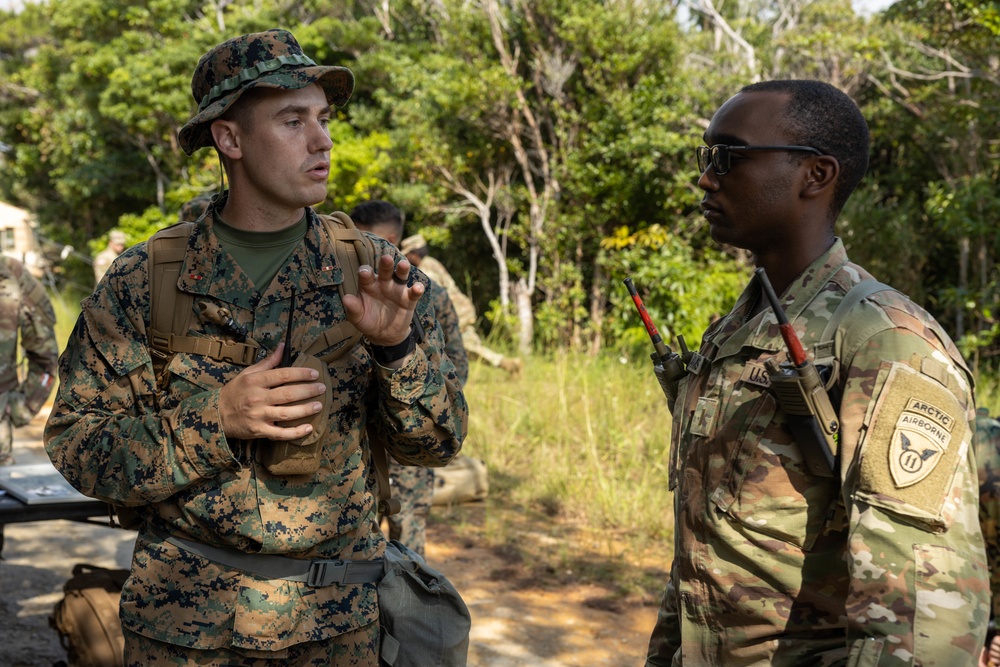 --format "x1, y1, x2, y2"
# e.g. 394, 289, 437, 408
151, 527, 383, 587
820, 278, 895, 345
